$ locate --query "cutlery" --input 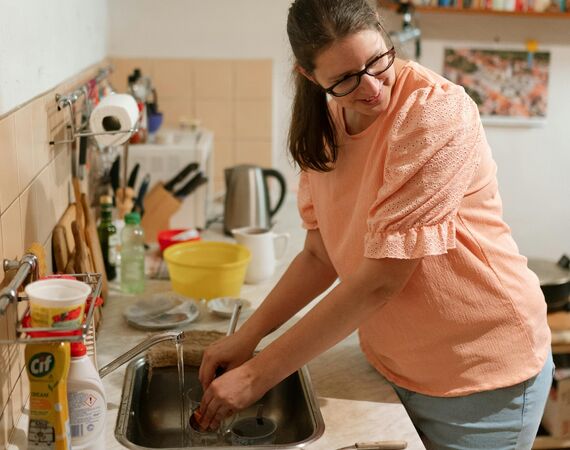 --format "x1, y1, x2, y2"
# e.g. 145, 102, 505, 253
173, 171, 208, 199
163, 162, 199, 192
